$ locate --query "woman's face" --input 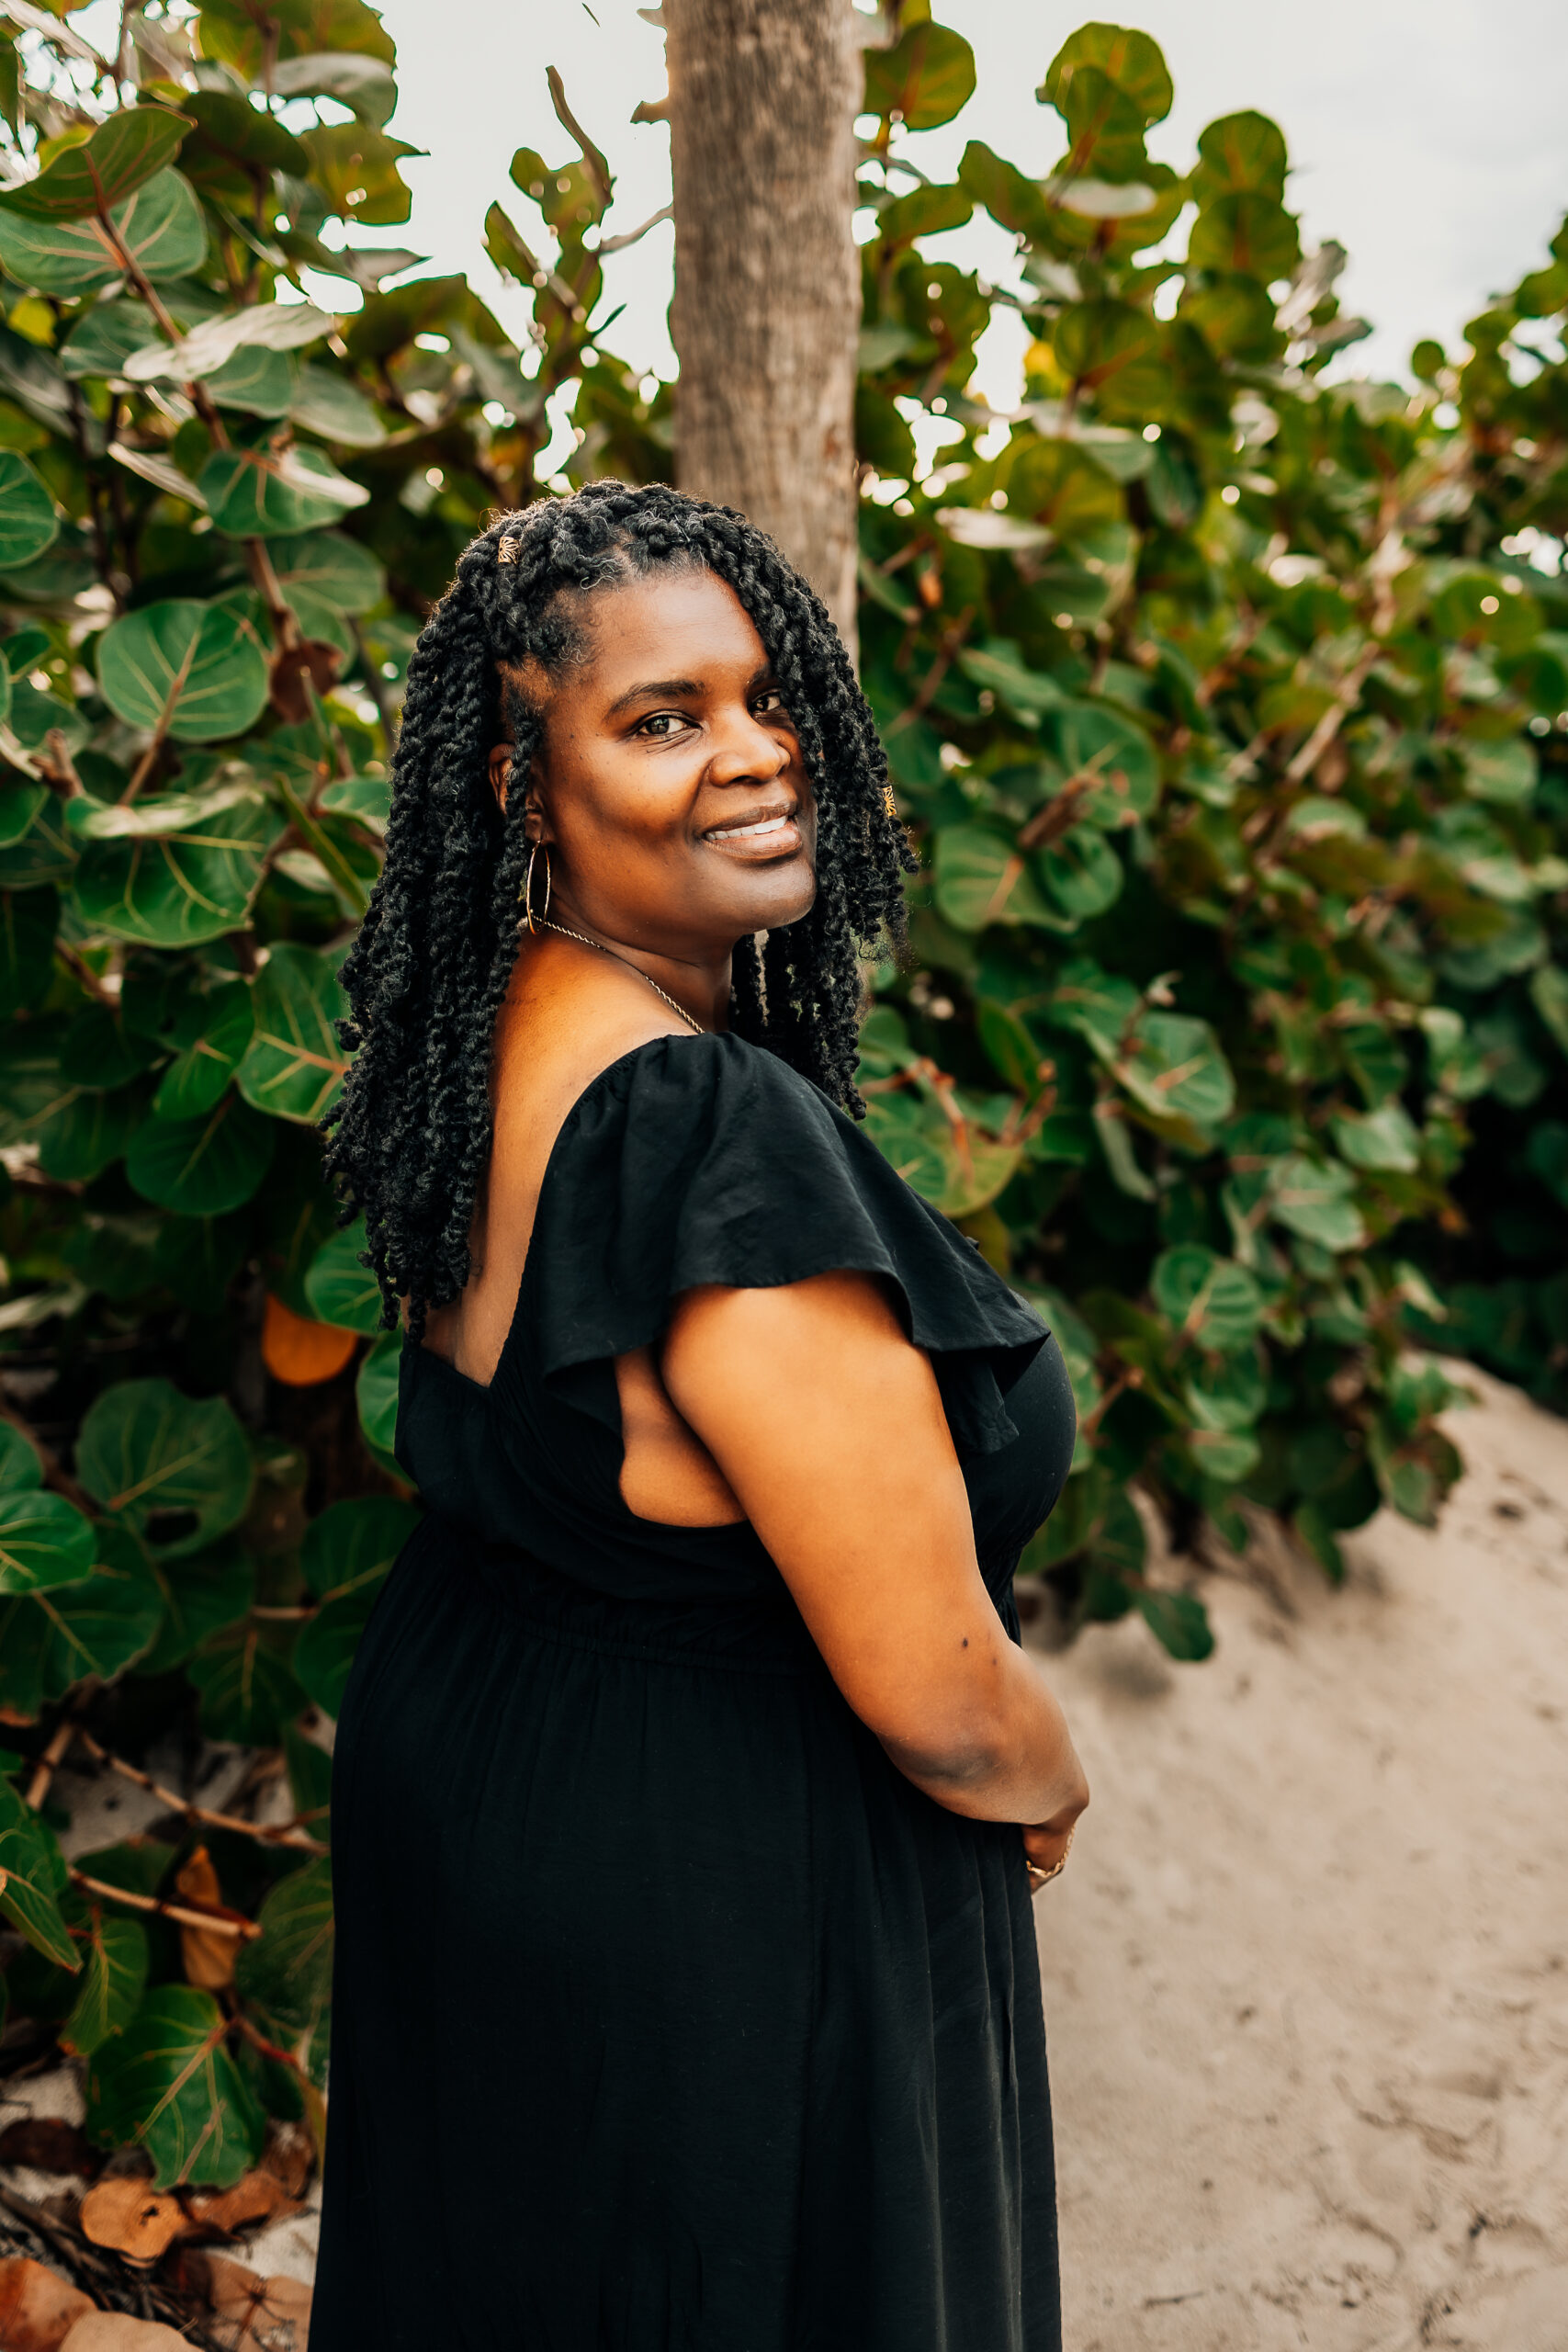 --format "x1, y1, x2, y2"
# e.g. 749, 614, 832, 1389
496, 567, 818, 954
